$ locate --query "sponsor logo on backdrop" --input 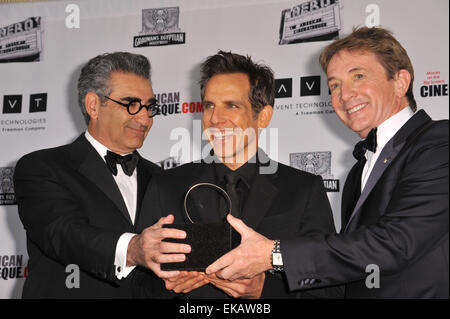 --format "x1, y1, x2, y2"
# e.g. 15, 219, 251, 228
275, 78, 293, 99
155, 91, 181, 116
290, 151, 339, 192
274, 76, 335, 116
153, 91, 203, 116
134, 7, 186, 47
1, 93, 48, 133
279, 0, 341, 45
420, 71, 448, 97
157, 156, 181, 170
300, 75, 321, 96
0, 254, 28, 280
3, 93, 47, 114
0, 17, 42, 63
0, 167, 16, 205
